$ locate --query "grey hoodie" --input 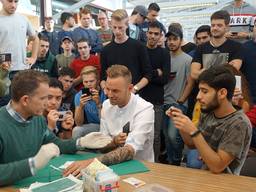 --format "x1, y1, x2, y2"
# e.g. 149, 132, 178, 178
222, 2, 256, 33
